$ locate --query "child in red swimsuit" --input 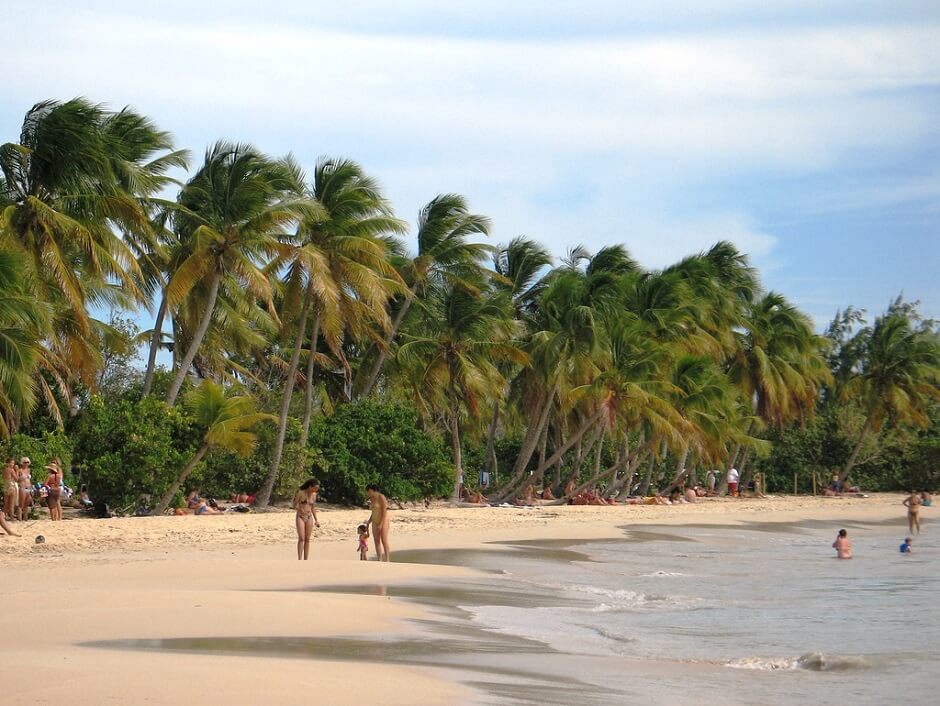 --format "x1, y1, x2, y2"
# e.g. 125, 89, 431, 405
357, 523, 370, 561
